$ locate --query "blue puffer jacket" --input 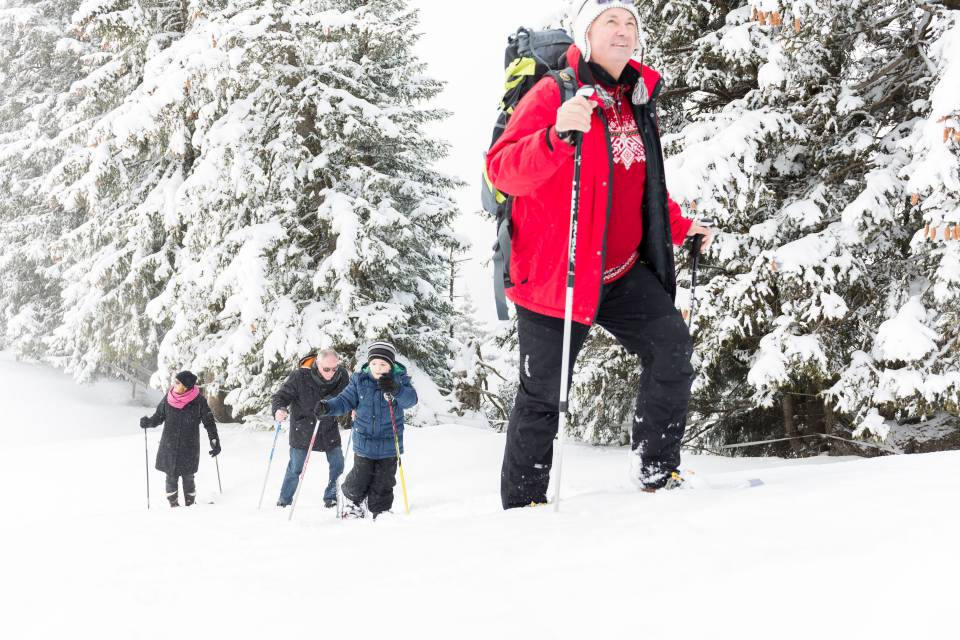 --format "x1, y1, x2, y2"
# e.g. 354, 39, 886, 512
325, 362, 418, 460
